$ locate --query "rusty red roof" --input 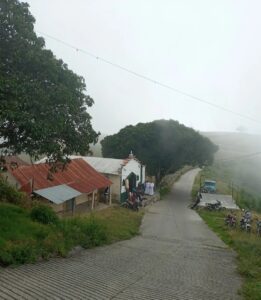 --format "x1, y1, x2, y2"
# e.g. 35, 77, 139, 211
12, 158, 112, 195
